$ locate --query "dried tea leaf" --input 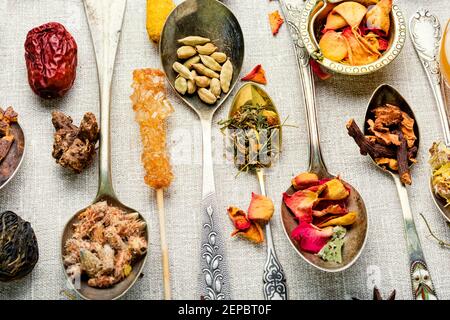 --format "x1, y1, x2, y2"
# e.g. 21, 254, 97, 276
241, 64, 267, 85
248, 193, 274, 224
319, 30, 349, 62
269, 10, 284, 35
